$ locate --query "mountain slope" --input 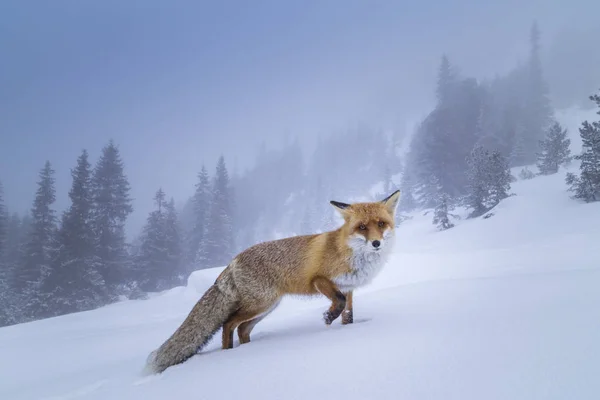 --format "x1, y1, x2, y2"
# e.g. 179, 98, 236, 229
0, 169, 599, 400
